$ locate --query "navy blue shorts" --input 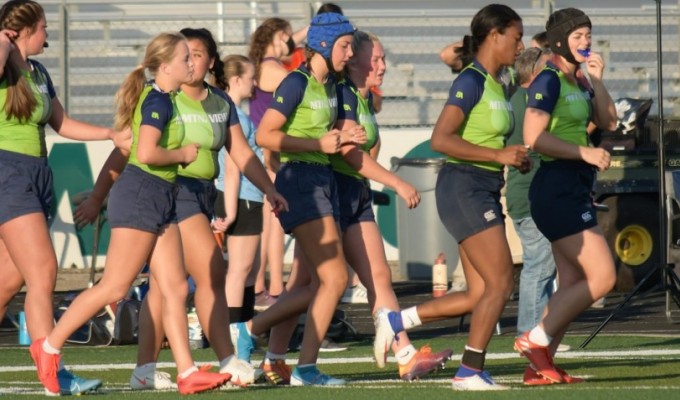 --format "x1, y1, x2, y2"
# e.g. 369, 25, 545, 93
227, 199, 264, 236
108, 165, 178, 234
275, 162, 339, 234
335, 172, 375, 232
435, 163, 505, 243
0, 149, 53, 225
529, 160, 598, 242
175, 176, 217, 222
